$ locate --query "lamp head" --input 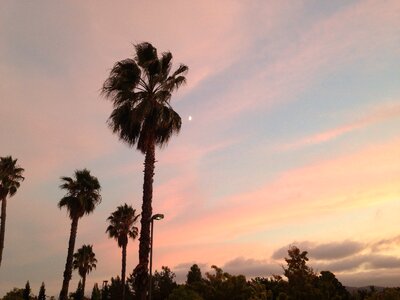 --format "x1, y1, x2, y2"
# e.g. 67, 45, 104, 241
151, 213, 164, 221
